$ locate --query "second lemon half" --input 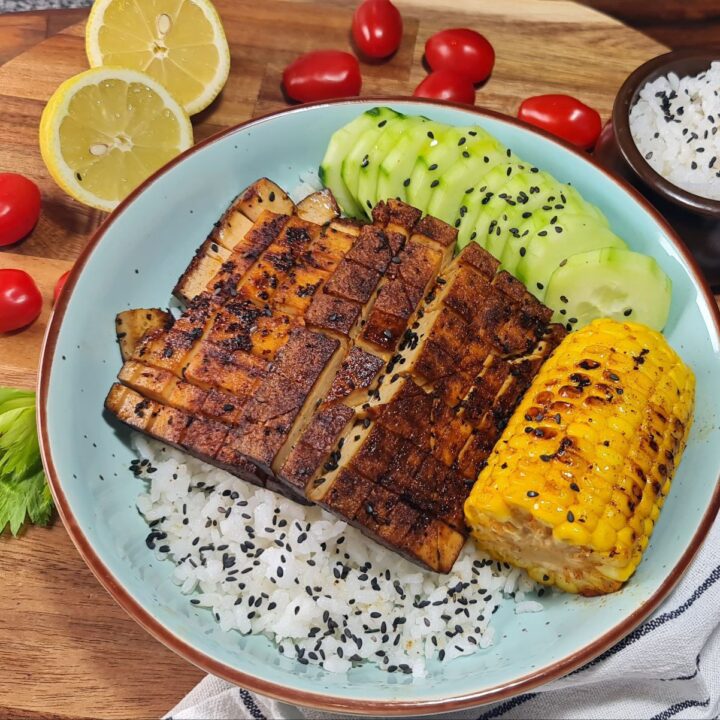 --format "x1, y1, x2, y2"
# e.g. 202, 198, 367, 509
85, 0, 231, 116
